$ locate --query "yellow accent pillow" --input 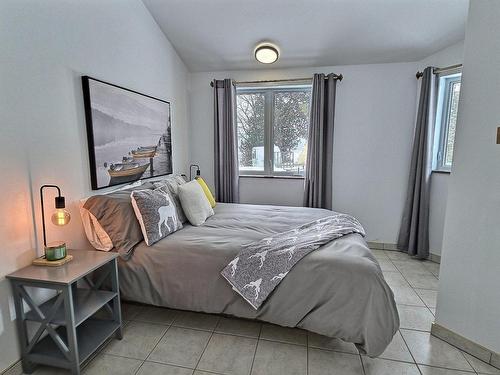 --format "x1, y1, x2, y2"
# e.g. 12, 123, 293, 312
196, 177, 216, 207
